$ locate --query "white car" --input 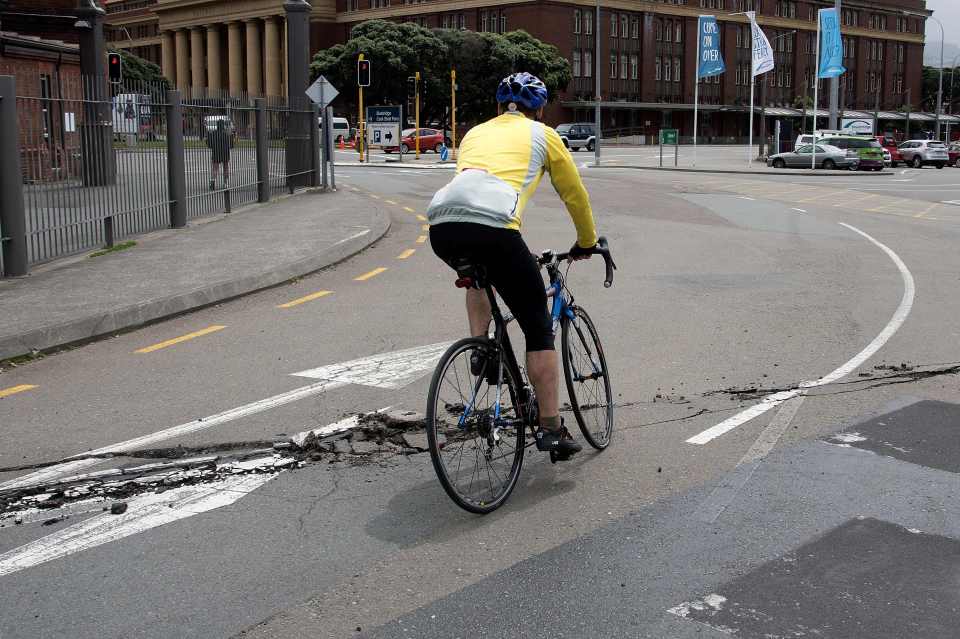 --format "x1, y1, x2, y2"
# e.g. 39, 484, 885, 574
897, 140, 949, 169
